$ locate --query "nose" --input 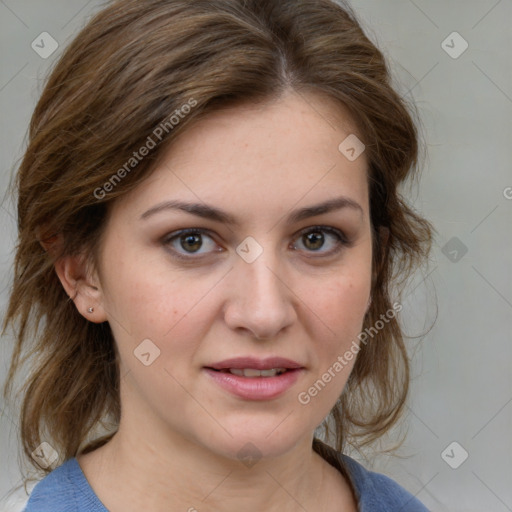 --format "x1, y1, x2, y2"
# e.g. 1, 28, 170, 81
223, 247, 297, 340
